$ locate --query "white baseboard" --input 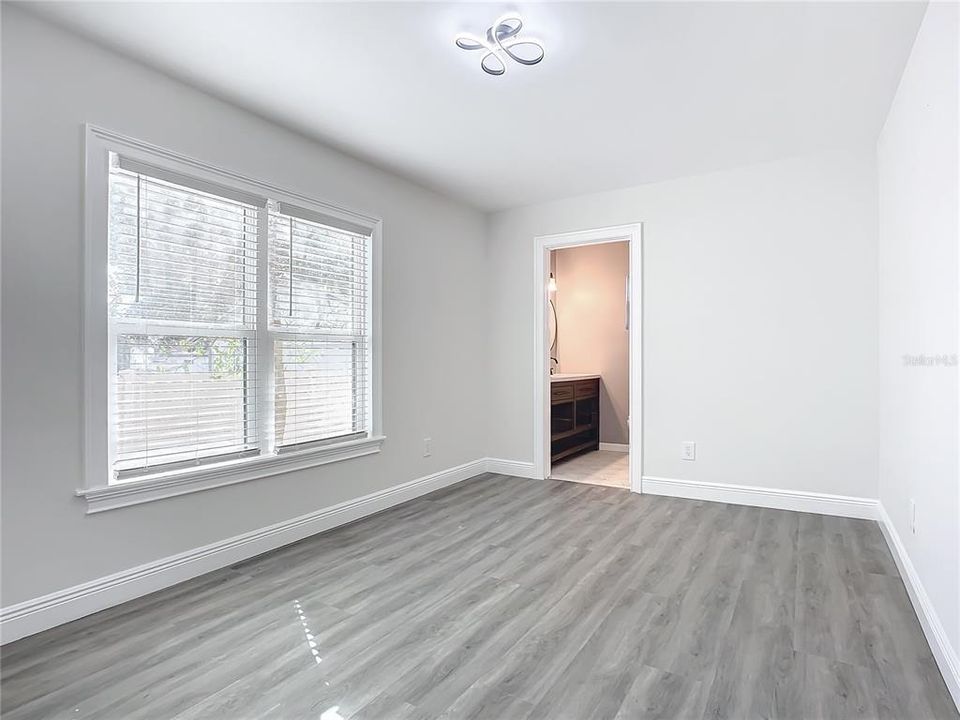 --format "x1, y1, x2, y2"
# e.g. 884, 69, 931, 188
876, 503, 960, 711
599, 443, 629, 453
485, 458, 540, 479
0, 459, 490, 645
641, 475, 879, 520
